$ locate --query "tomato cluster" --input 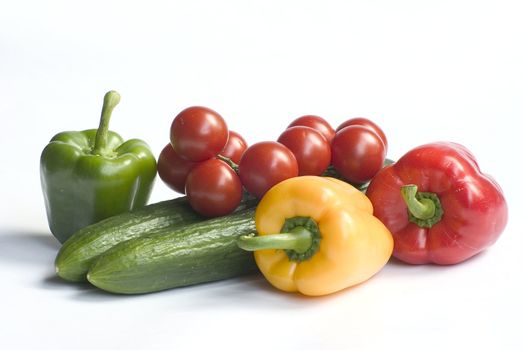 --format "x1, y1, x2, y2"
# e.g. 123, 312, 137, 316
280, 115, 387, 184
158, 107, 388, 217
158, 106, 247, 217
